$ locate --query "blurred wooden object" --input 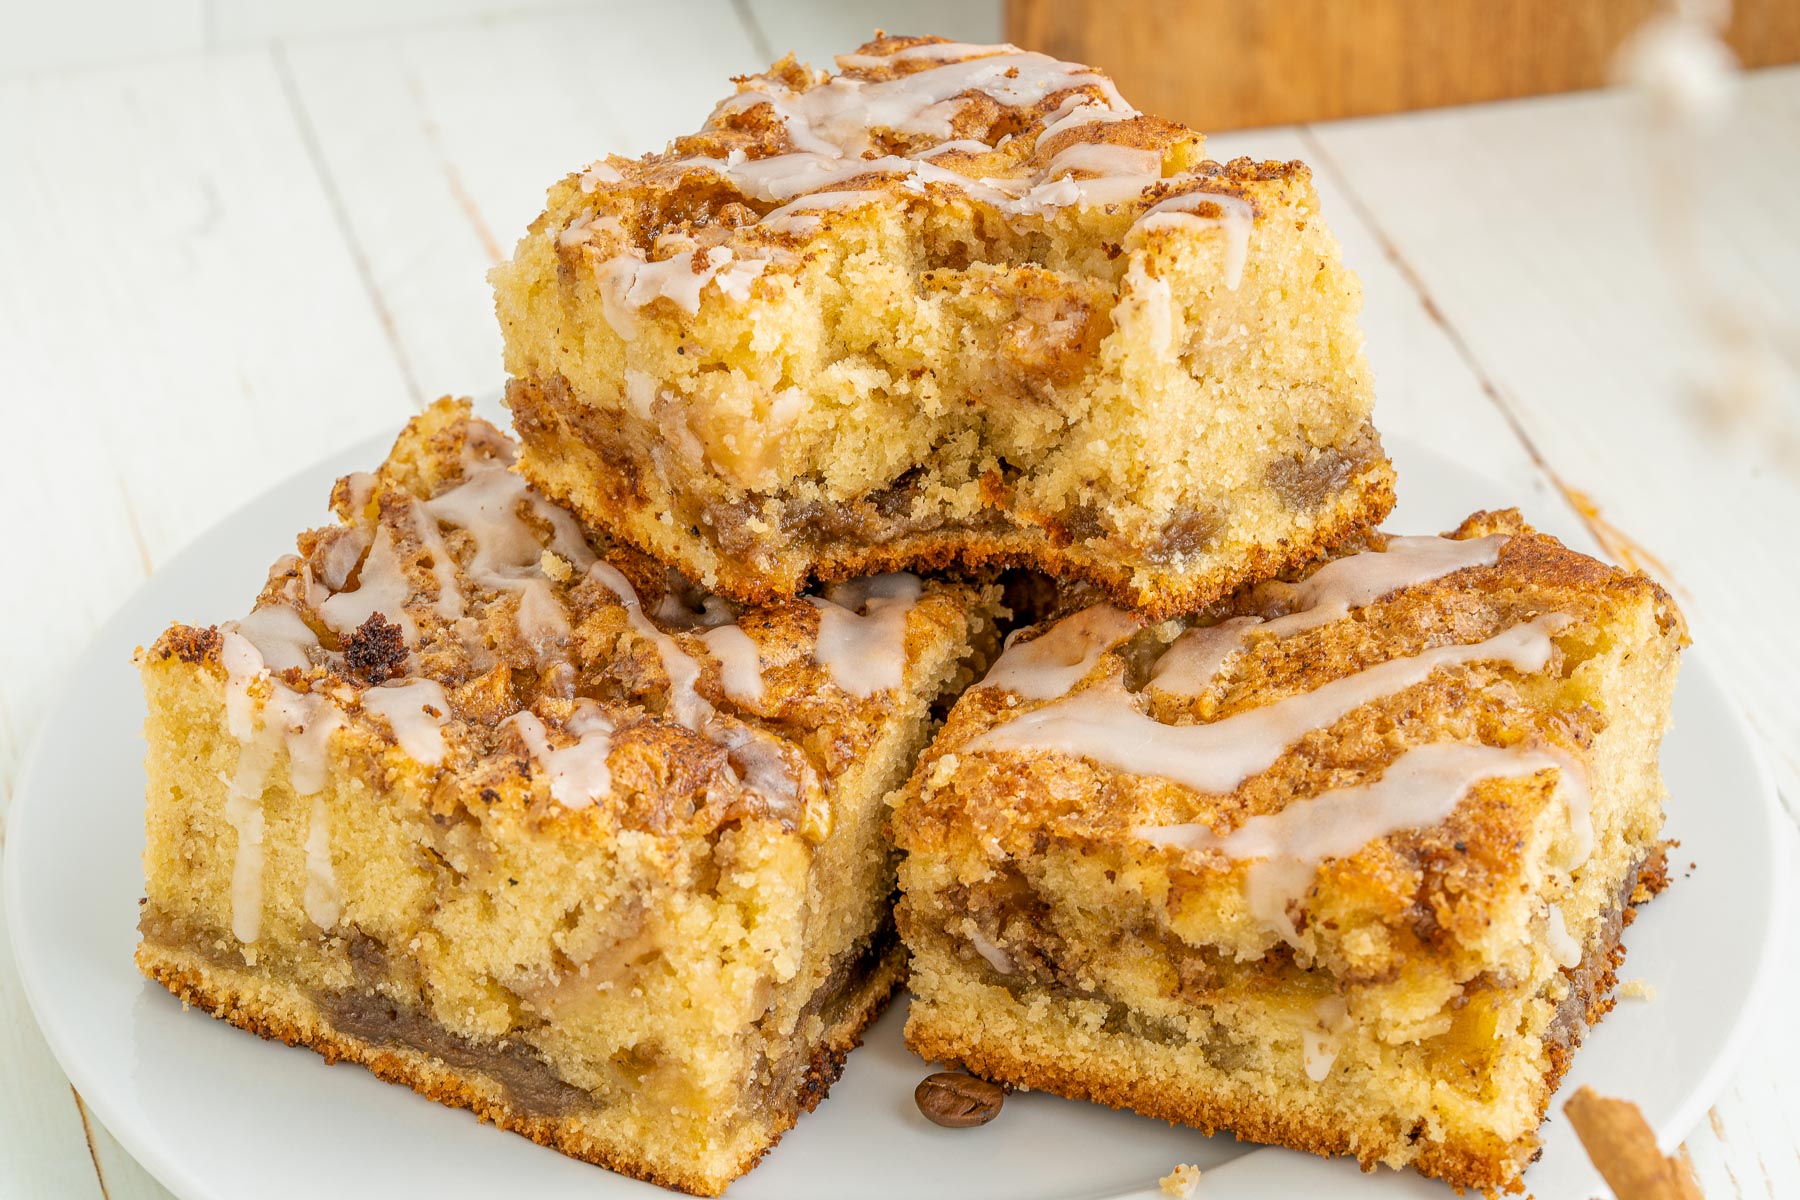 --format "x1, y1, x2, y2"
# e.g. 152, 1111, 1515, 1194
1007, 0, 1800, 129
